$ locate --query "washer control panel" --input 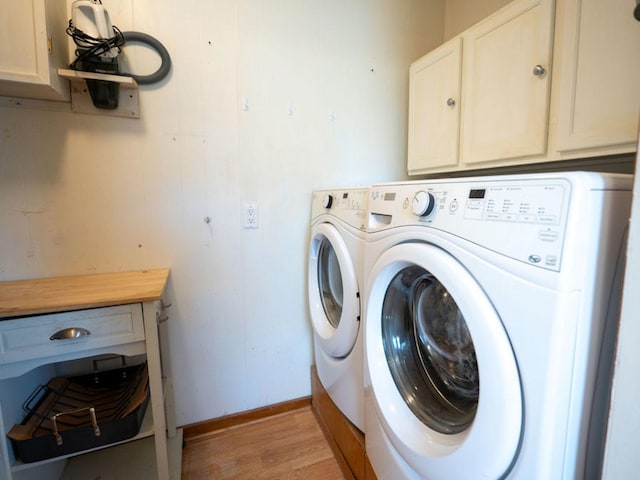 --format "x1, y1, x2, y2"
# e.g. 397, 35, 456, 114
411, 191, 437, 218
462, 184, 565, 225
369, 178, 572, 271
